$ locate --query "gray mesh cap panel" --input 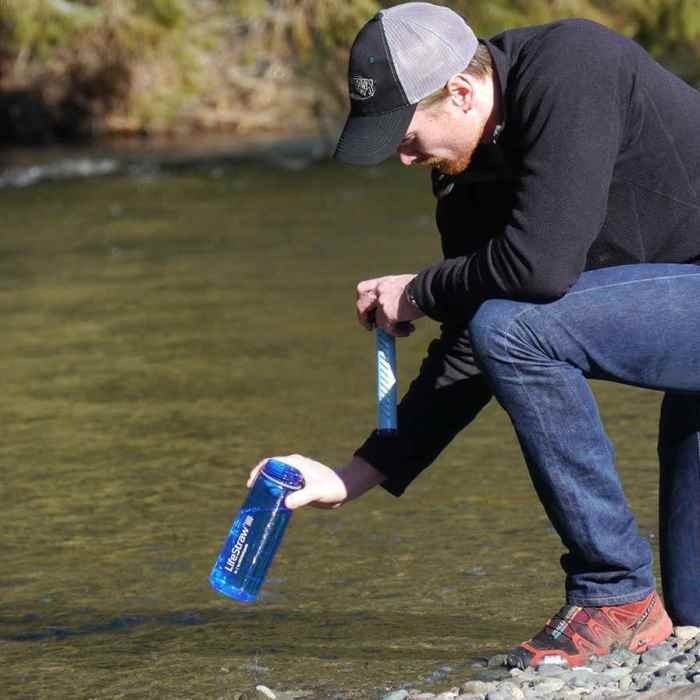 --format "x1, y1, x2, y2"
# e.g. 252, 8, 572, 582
382, 2, 478, 105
